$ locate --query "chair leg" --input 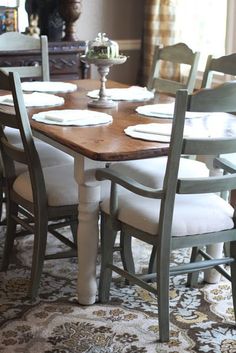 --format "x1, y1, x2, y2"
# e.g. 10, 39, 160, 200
1, 200, 18, 271
224, 241, 230, 257
0, 189, 7, 226
0, 180, 3, 223
187, 246, 201, 287
230, 240, 236, 322
120, 230, 135, 274
28, 214, 48, 299
99, 213, 117, 303
230, 189, 236, 207
148, 245, 157, 274
70, 217, 78, 246
157, 246, 170, 342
